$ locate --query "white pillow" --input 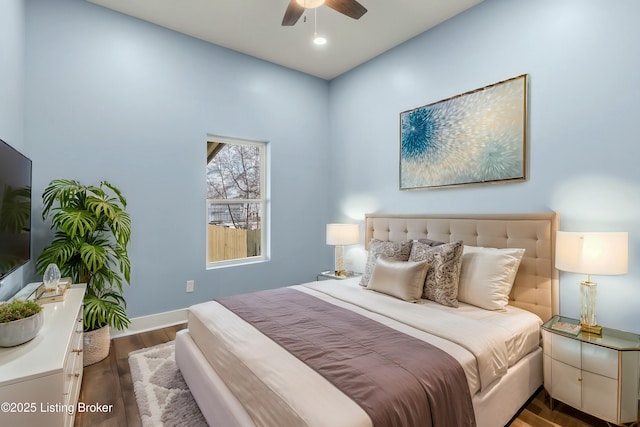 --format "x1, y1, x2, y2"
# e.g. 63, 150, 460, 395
366, 256, 429, 303
457, 246, 525, 310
